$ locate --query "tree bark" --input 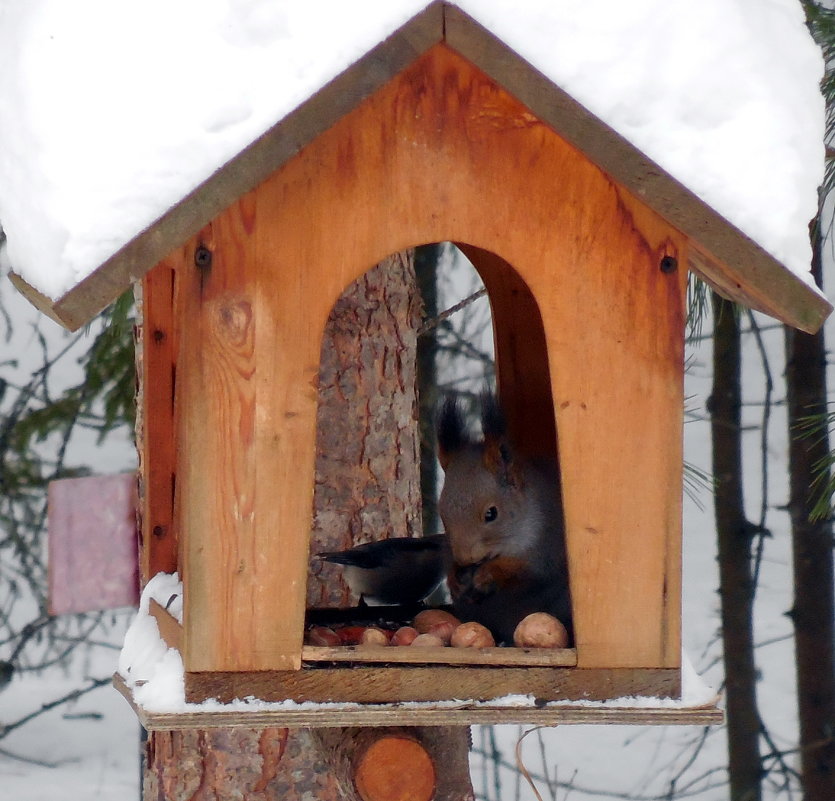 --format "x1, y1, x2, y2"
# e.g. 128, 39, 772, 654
143, 252, 473, 799
144, 728, 341, 800
710, 292, 762, 801
308, 251, 424, 608
784, 224, 835, 801
415, 244, 442, 536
